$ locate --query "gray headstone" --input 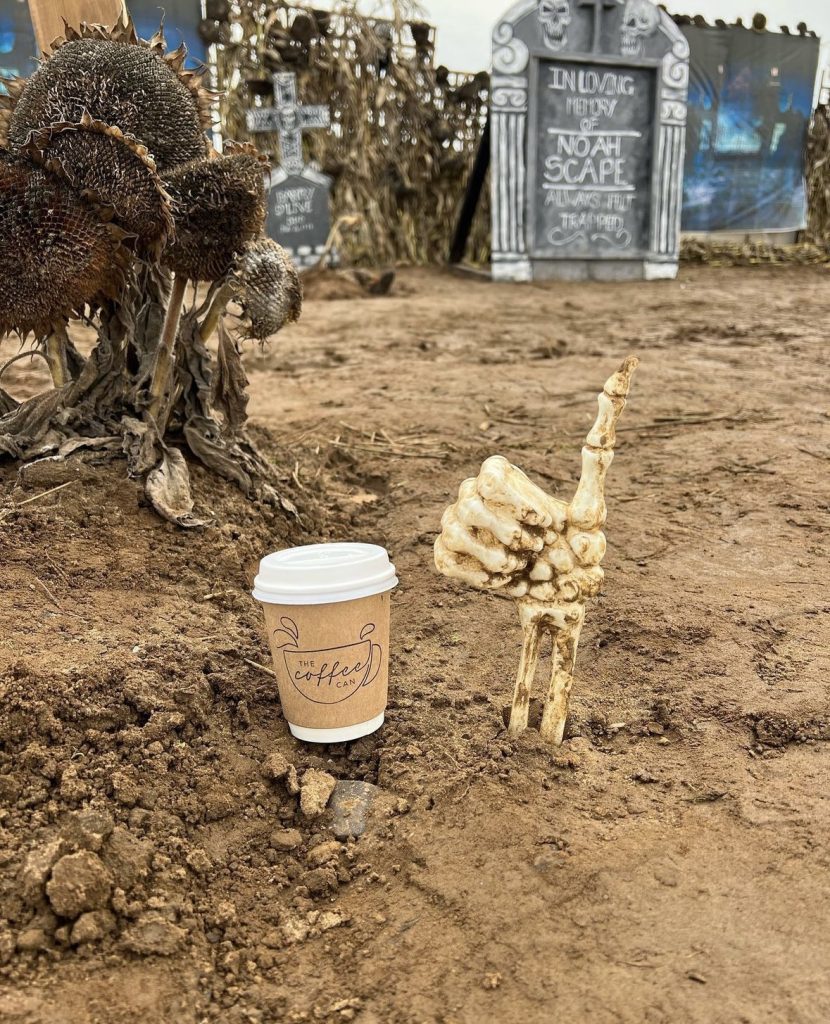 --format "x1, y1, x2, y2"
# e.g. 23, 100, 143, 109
490, 0, 690, 282
266, 166, 333, 269
246, 72, 334, 269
